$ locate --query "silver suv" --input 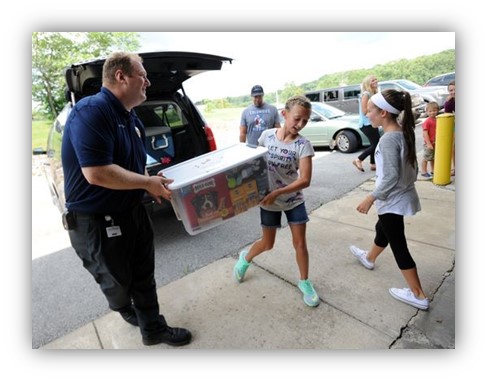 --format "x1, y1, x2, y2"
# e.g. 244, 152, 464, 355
424, 72, 455, 87
305, 82, 426, 120
305, 84, 361, 114
379, 79, 449, 109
